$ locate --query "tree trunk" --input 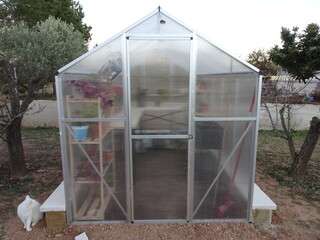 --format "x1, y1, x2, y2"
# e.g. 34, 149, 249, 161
6, 116, 26, 177
290, 117, 320, 179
